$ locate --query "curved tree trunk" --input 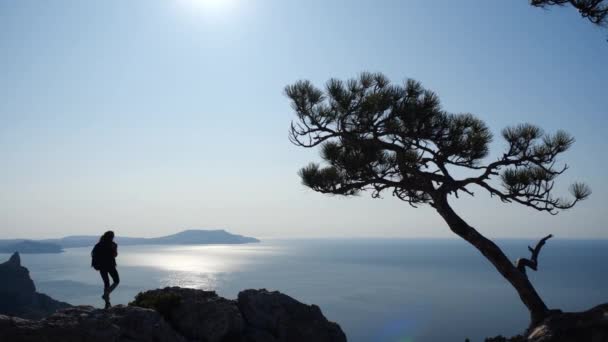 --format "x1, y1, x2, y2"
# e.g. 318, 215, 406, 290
432, 194, 549, 327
